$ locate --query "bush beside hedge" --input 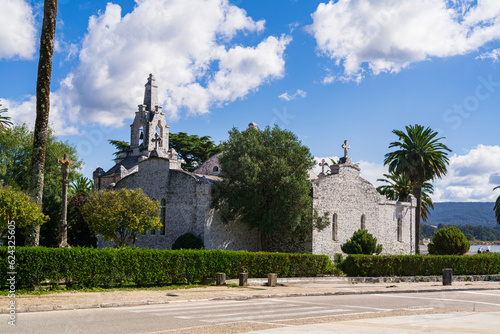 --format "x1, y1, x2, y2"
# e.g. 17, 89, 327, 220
0, 247, 334, 289
341, 254, 500, 277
